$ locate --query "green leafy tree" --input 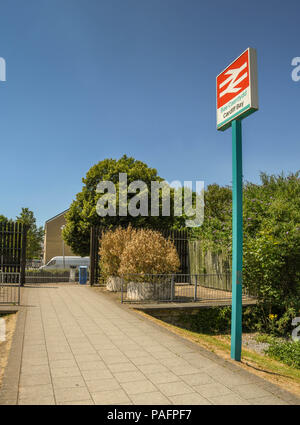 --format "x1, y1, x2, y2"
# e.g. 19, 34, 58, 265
0, 214, 9, 223
191, 184, 232, 251
63, 155, 185, 256
242, 172, 300, 334
16, 208, 44, 260
191, 172, 300, 335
